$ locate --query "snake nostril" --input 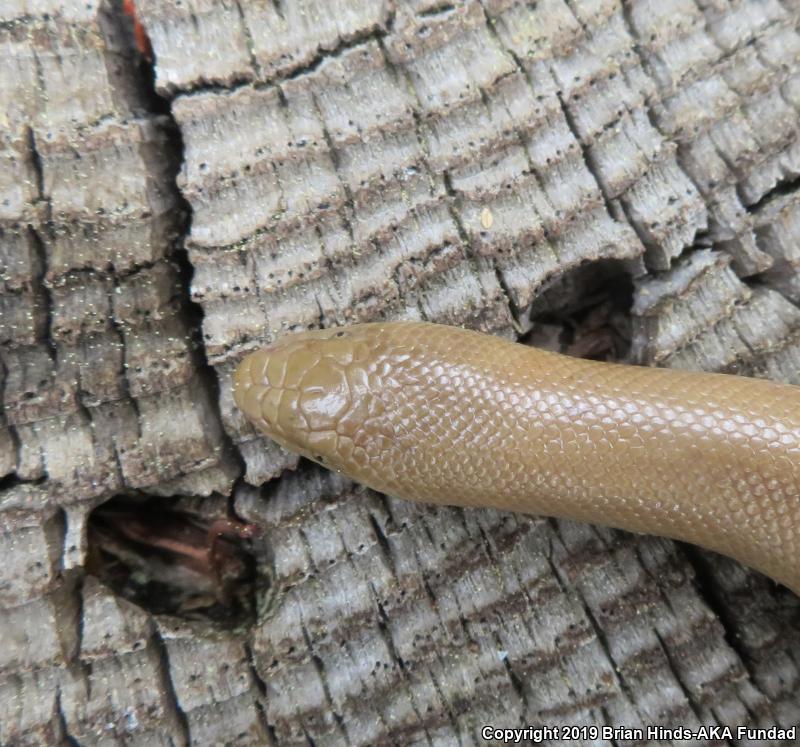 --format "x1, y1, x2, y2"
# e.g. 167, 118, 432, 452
243, 384, 268, 423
